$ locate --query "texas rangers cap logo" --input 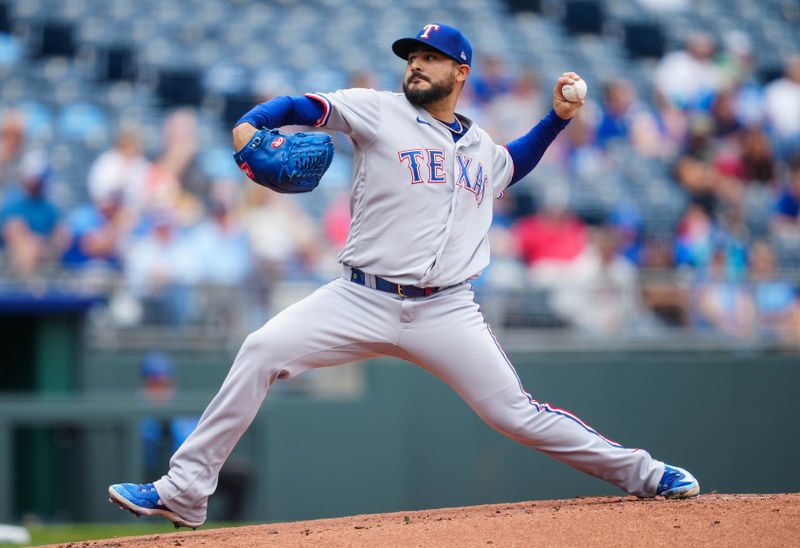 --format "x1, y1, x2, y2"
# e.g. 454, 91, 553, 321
420, 24, 440, 39
238, 161, 255, 179
271, 137, 286, 148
